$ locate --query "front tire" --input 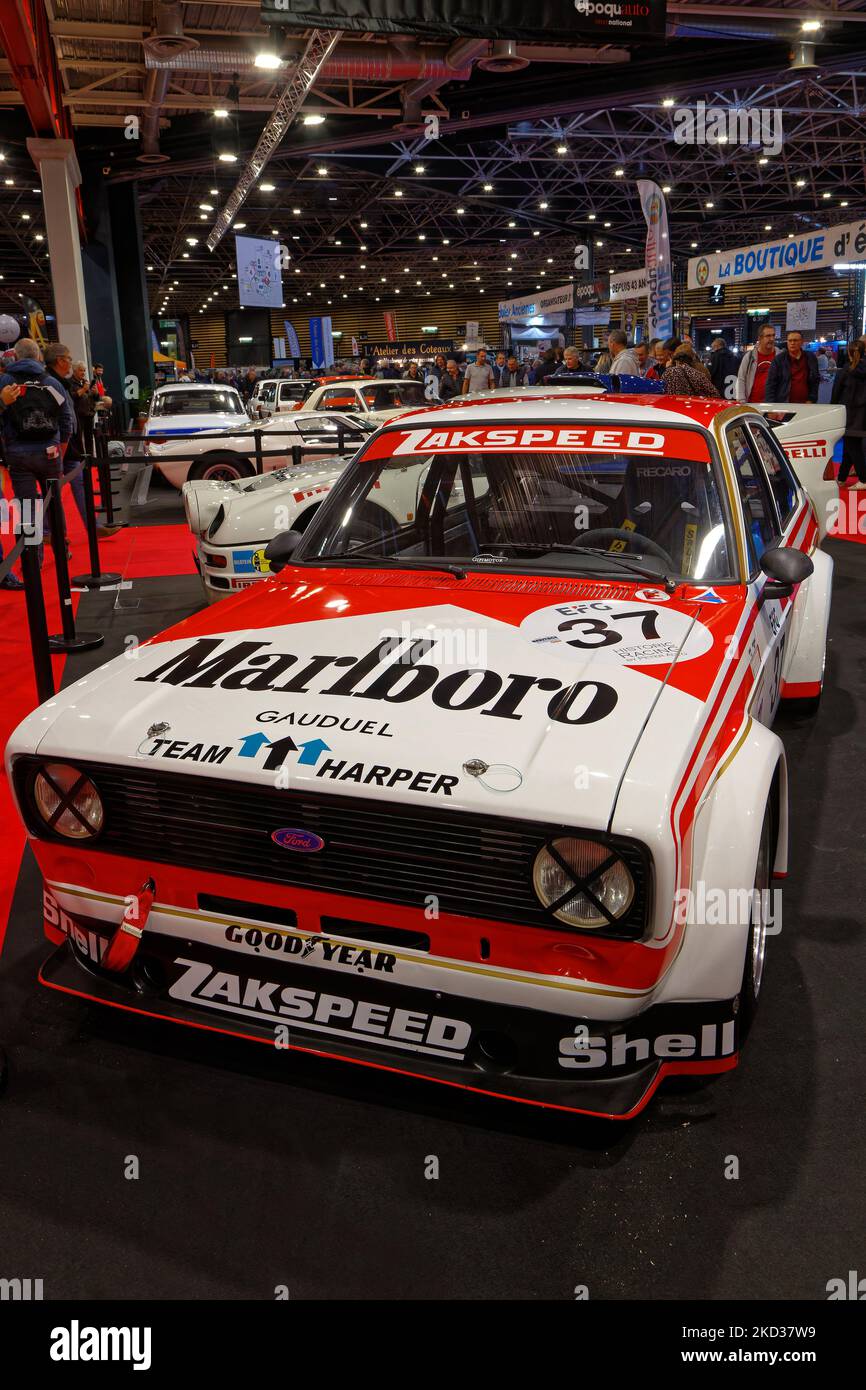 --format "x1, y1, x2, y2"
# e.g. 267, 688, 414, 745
188, 454, 254, 483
